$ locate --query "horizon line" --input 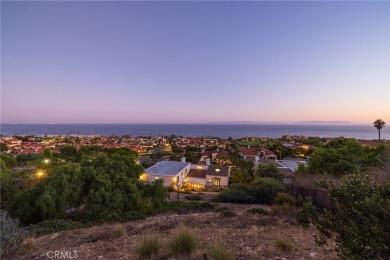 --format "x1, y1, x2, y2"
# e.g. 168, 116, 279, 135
1, 121, 377, 125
